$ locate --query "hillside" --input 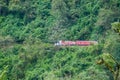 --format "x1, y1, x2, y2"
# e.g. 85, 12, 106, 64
0, 0, 120, 80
